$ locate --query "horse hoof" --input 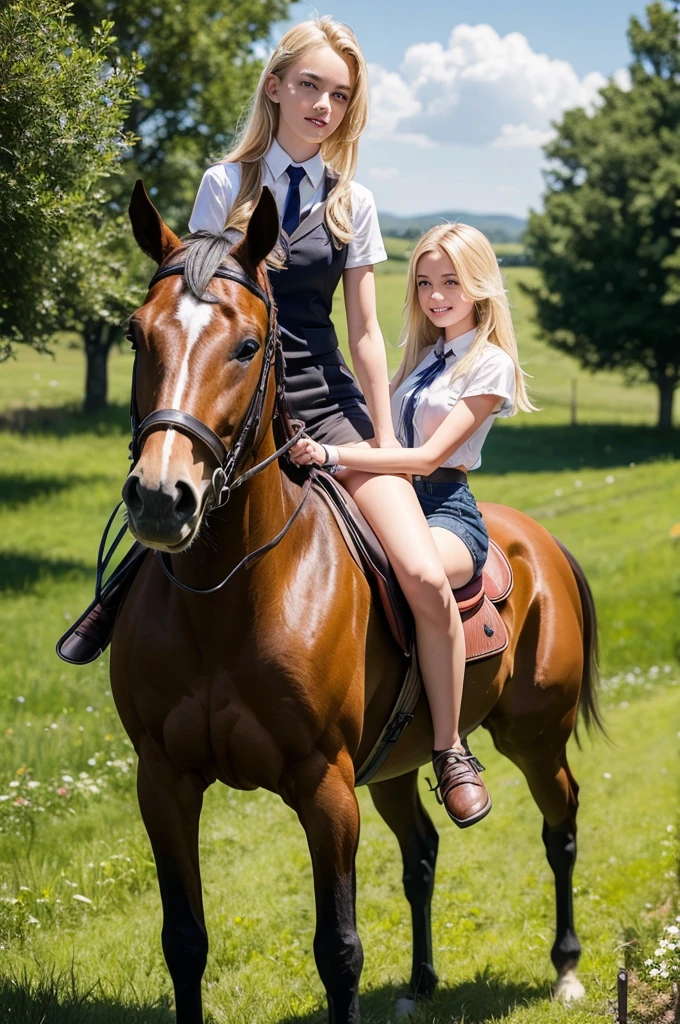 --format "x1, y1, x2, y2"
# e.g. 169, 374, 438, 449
554, 967, 585, 1002
394, 996, 417, 1020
